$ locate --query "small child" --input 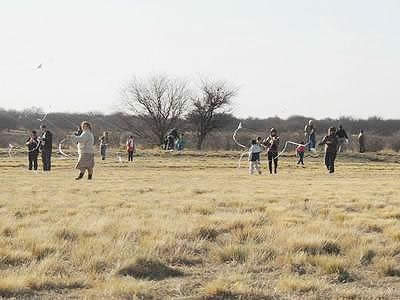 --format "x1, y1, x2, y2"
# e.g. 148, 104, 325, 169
25, 130, 39, 171
296, 141, 305, 166
248, 139, 262, 175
